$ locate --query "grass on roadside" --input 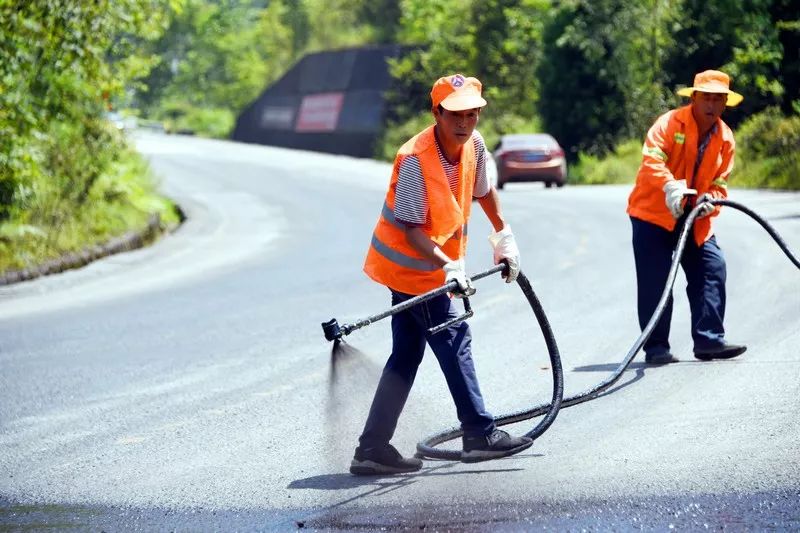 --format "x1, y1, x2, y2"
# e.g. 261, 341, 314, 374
0, 143, 180, 274
570, 139, 642, 185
